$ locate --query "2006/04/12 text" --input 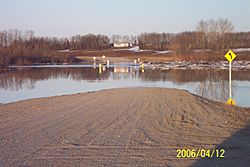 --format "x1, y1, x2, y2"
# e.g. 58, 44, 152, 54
176, 149, 225, 158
